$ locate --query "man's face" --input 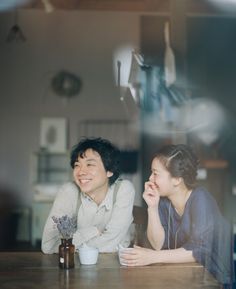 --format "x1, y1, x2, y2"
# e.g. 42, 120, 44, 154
73, 148, 113, 196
